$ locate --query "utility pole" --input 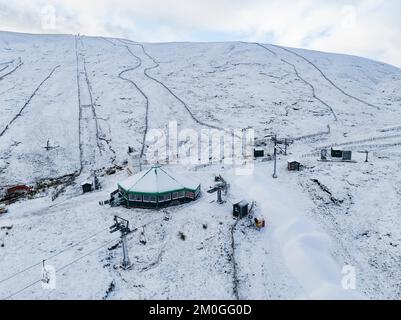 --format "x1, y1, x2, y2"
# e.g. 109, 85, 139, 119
110, 216, 131, 269
272, 135, 278, 179
365, 151, 369, 163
